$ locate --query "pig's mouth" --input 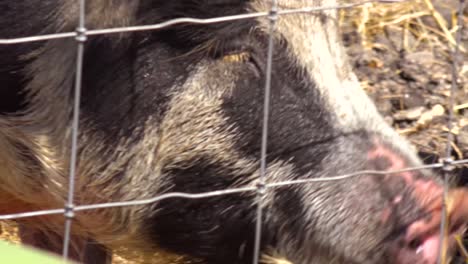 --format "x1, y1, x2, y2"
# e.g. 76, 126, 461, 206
394, 226, 465, 264
393, 188, 468, 264
408, 229, 464, 263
